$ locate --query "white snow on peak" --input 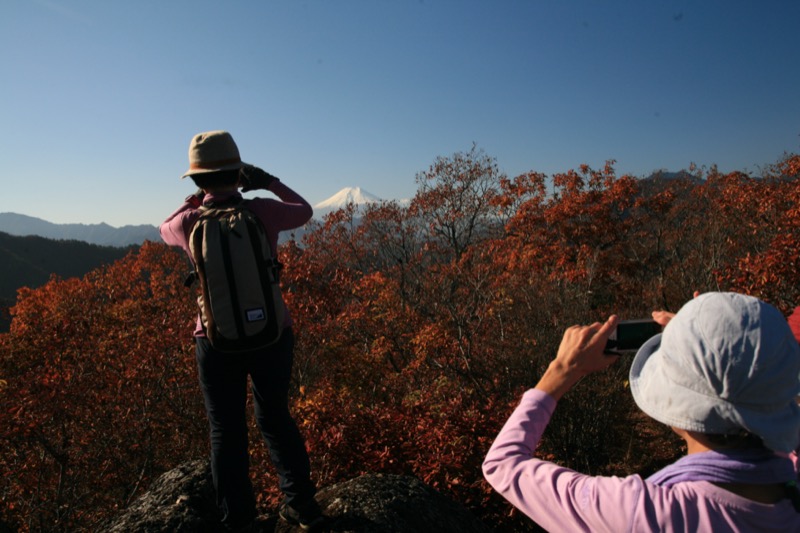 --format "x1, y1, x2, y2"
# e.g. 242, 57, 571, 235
312, 187, 383, 217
